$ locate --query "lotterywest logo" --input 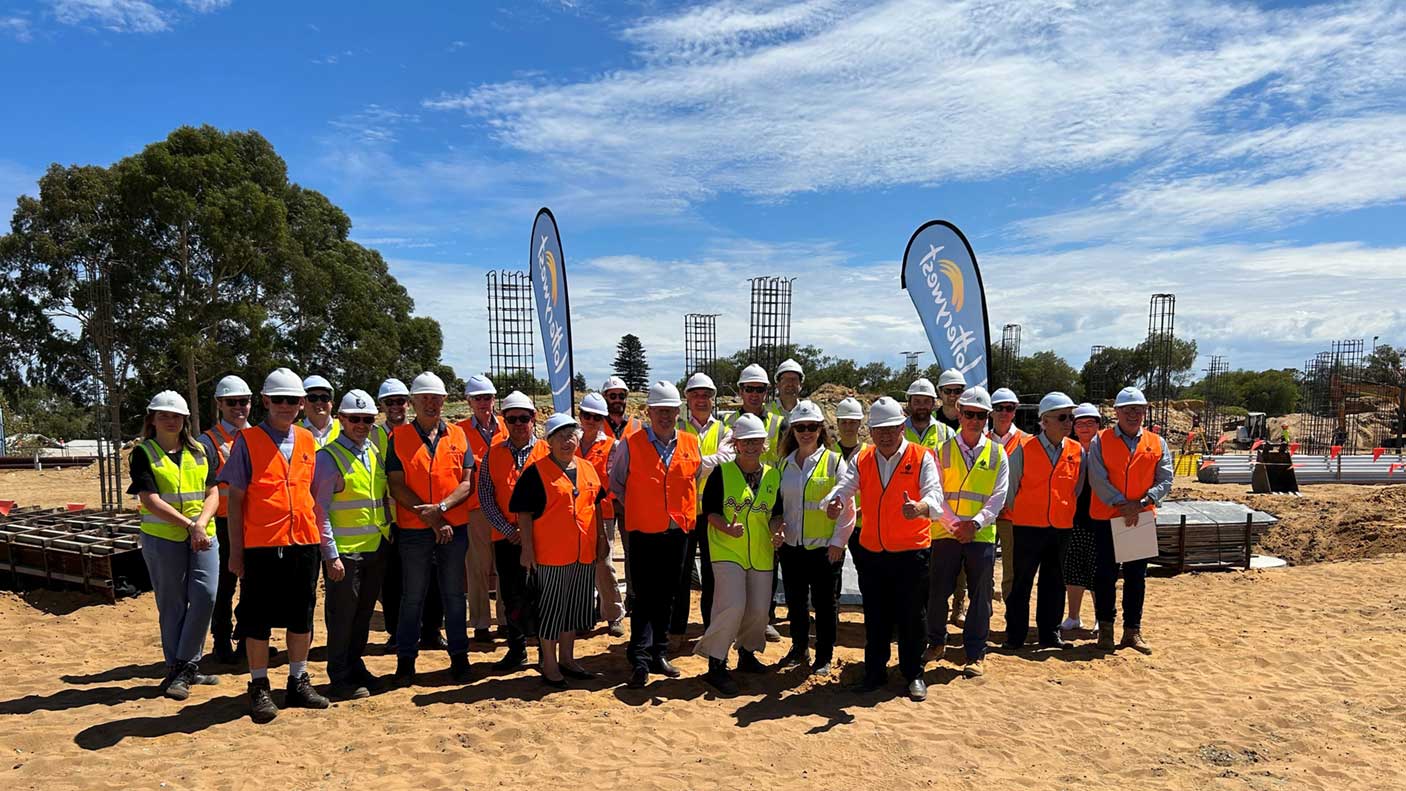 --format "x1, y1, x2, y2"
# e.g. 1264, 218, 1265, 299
535, 234, 570, 393
918, 244, 984, 386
